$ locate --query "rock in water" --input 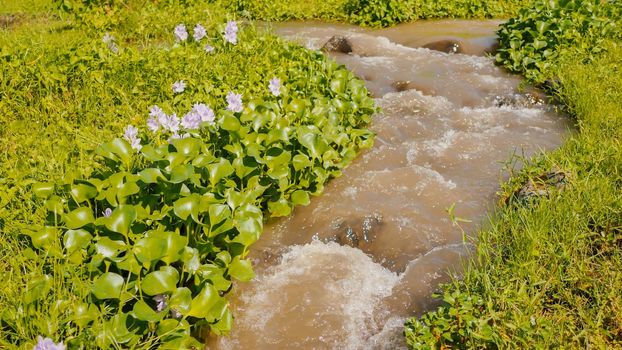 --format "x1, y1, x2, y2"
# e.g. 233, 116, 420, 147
321, 35, 353, 54
422, 40, 463, 54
